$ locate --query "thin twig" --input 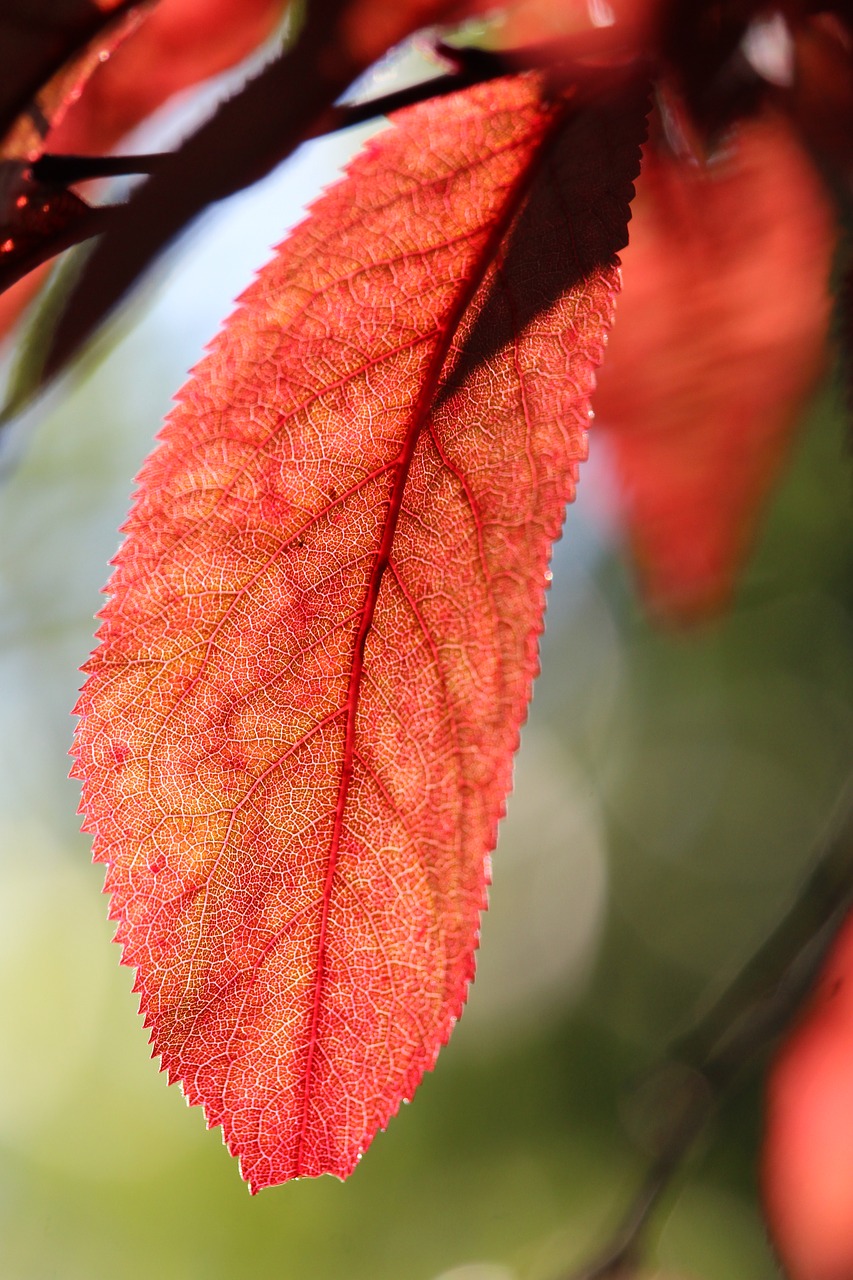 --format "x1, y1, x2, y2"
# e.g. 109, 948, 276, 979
31, 152, 166, 184
26, 40, 592, 189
